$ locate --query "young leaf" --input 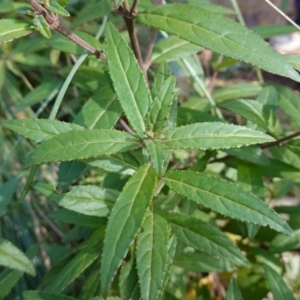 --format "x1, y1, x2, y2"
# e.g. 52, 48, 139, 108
73, 86, 122, 130
226, 277, 243, 300
2, 119, 84, 143
137, 4, 300, 82
33, 15, 52, 39
46, 0, 70, 16
174, 252, 234, 272
44, 249, 100, 293
24, 129, 141, 168
23, 291, 77, 300
33, 183, 118, 217
151, 36, 202, 63
101, 164, 157, 294
146, 76, 176, 132
263, 264, 297, 300
145, 140, 164, 176
136, 211, 169, 300
0, 19, 33, 43
164, 171, 293, 235
162, 123, 274, 150
269, 229, 300, 253
106, 22, 152, 138
0, 238, 35, 276
151, 63, 171, 98
166, 212, 249, 266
